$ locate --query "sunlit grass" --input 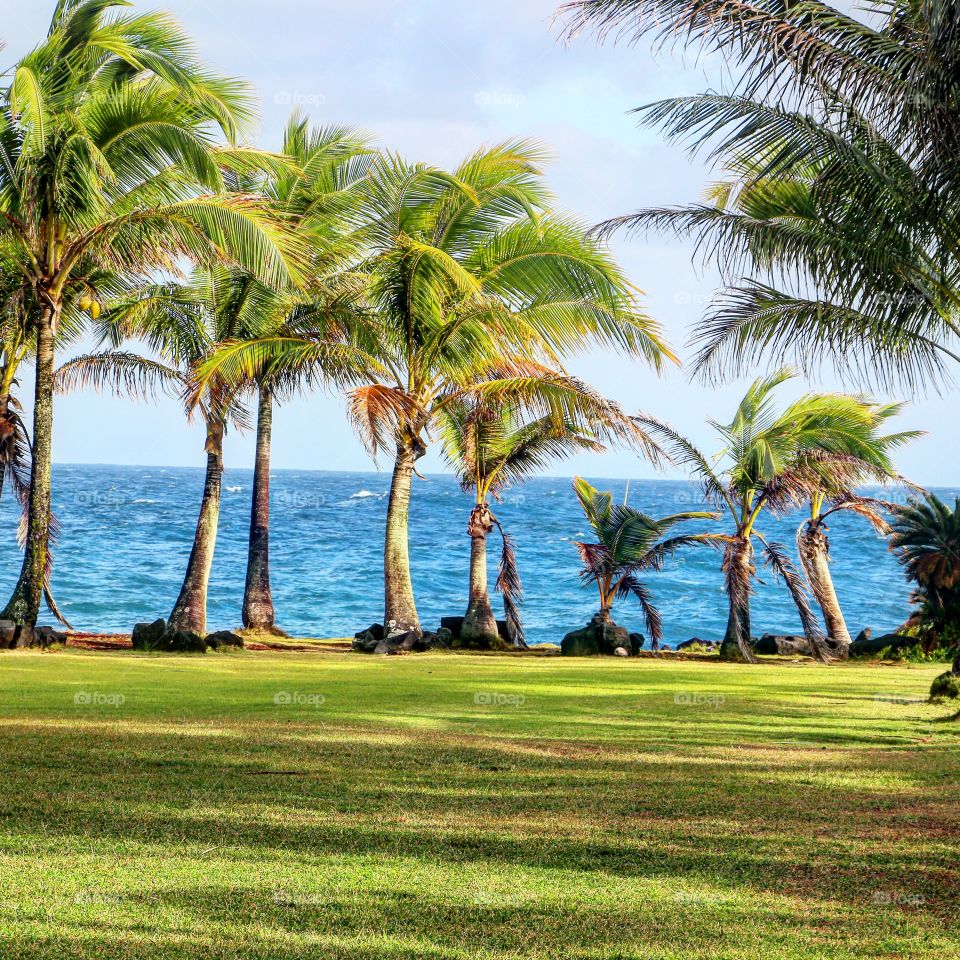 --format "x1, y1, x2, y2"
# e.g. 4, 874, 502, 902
0, 650, 957, 958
